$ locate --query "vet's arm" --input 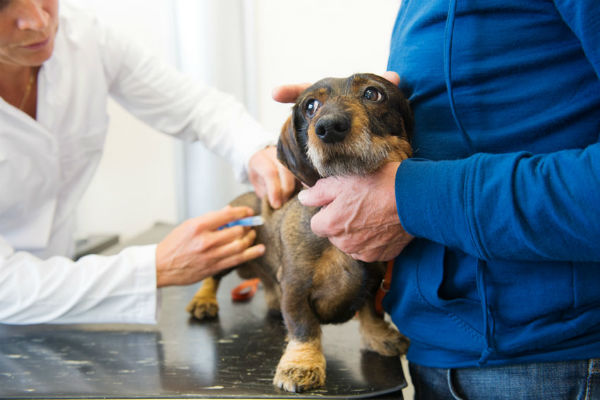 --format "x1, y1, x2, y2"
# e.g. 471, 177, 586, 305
0, 235, 158, 325
98, 18, 274, 183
